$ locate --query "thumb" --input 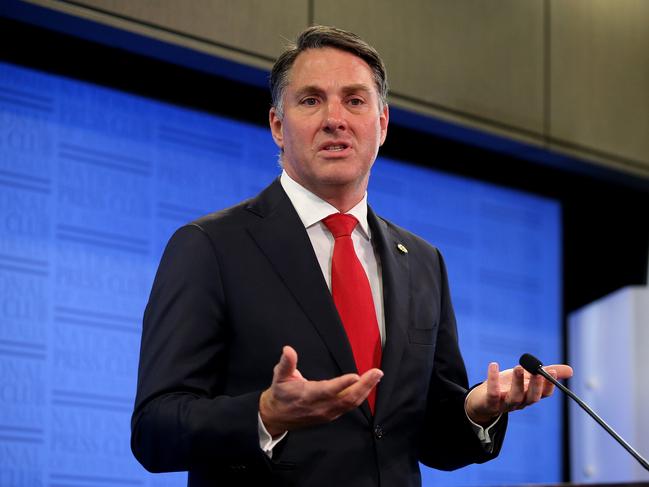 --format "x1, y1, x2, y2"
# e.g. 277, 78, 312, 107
486, 362, 501, 403
273, 345, 298, 382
